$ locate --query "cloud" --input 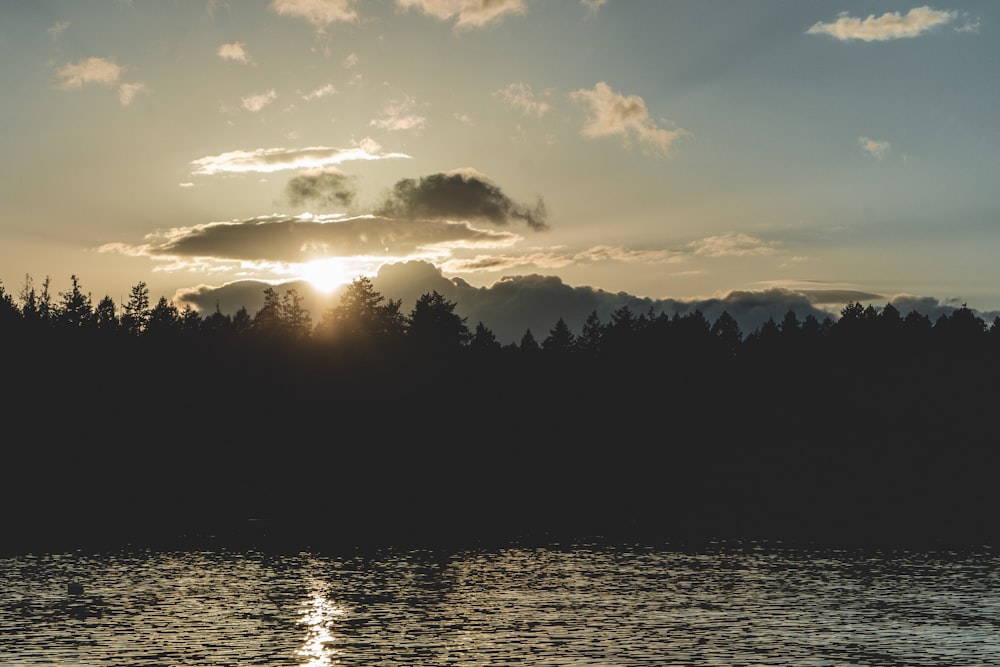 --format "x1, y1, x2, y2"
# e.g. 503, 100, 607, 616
56, 57, 146, 107
495, 83, 552, 118
48, 21, 70, 38
570, 81, 689, 155
374, 170, 549, 231
371, 263, 850, 344
218, 42, 254, 65
859, 136, 891, 159
286, 169, 357, 208
954, 18, 980, 34
269, 0, 358, 31
688, 233, 777, 257
190, 141, 411, 175
395, 0, 527, 30
118, 82, 148, 106
56, 57, 123, 88
302, 83, 337, 101
442, 244, 681, 275
807, 7, 957, 42
102, 214, 519, 269
242, 89, 277, 112
370, 96, 426, 131
581, 0, 607, 13
342, 52, 360, 68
